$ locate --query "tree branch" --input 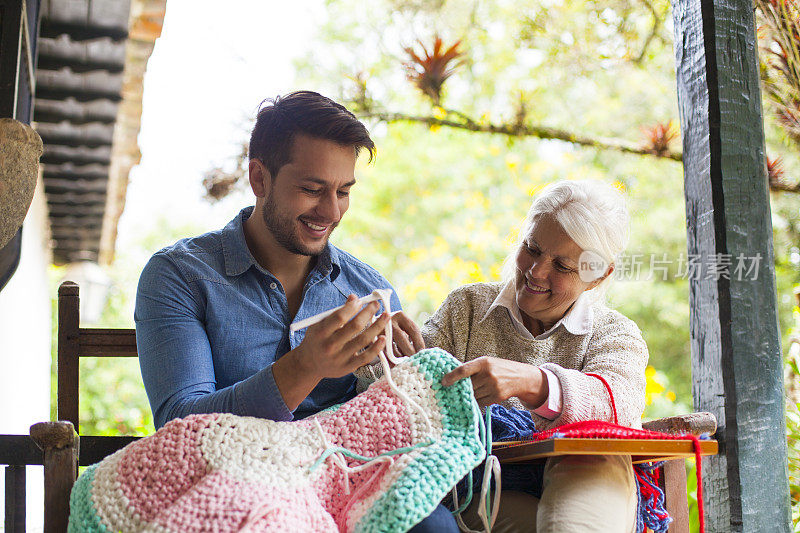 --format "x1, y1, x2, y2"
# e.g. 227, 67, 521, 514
361, 110, 684, 161
200, 108, 799, 201
633, 0, 663, 65
359, 109, 799, 194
